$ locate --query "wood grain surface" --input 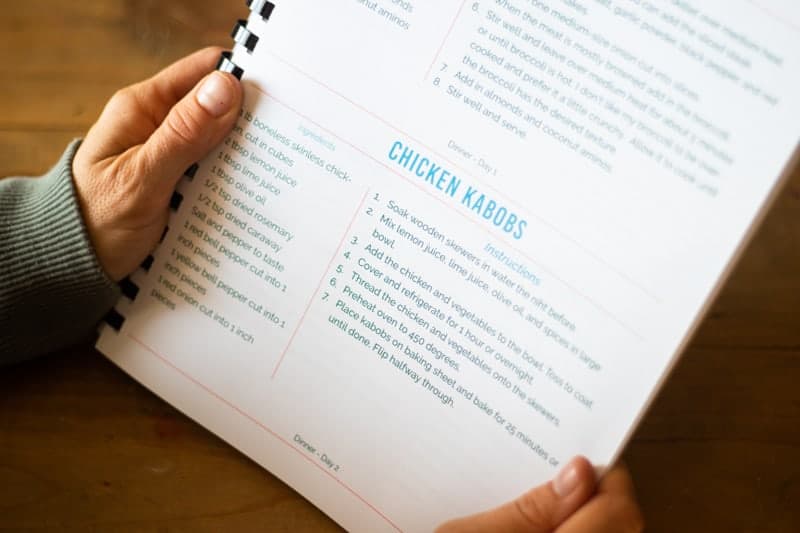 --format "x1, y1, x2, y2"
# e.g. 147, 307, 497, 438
1, 1, 799, 531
